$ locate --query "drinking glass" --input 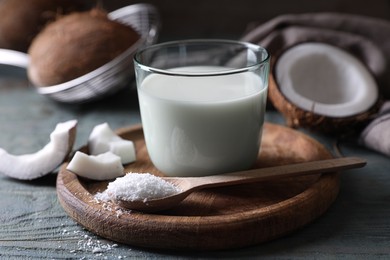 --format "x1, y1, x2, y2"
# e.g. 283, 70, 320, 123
134, 39, 270, 177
